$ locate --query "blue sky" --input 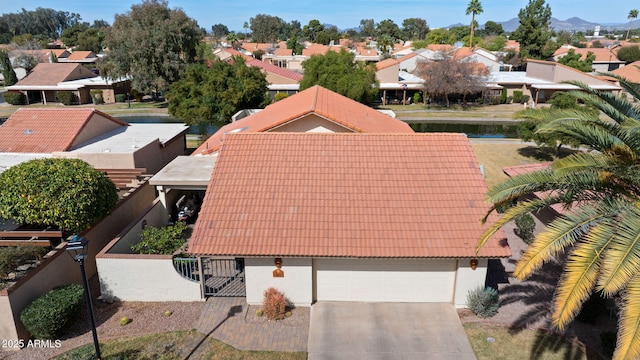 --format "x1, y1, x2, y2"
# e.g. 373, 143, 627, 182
0, 0, 632, 32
